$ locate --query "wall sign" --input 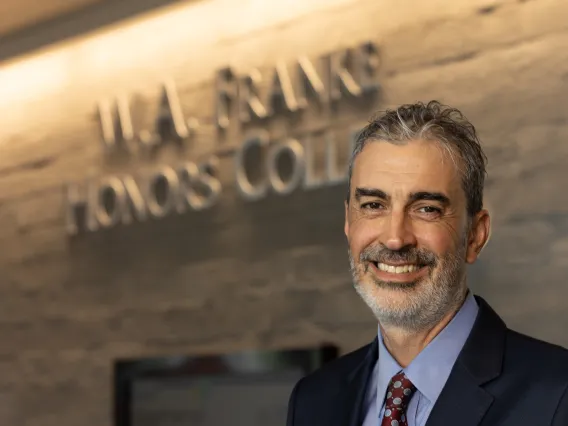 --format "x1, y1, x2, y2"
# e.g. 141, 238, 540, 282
65, 41, 381, 235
